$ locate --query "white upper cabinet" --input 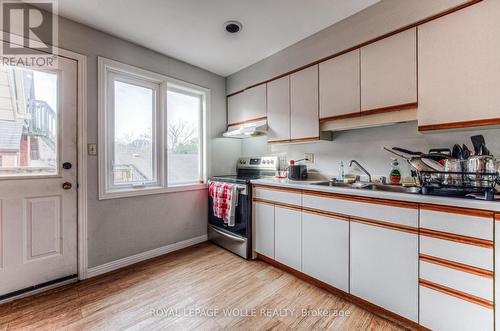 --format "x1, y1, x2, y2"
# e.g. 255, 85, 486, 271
227, 84, 267, 126
361, 28, 417, 111
267, 76, 290, 142
290, 65, 319, 140
418, 0, 500, 129
319, 49, 360, 119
